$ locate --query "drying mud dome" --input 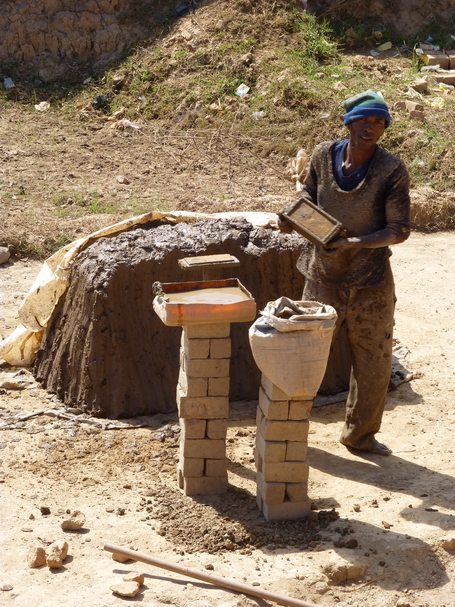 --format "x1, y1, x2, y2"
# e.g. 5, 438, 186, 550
34, 218, 304, 417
